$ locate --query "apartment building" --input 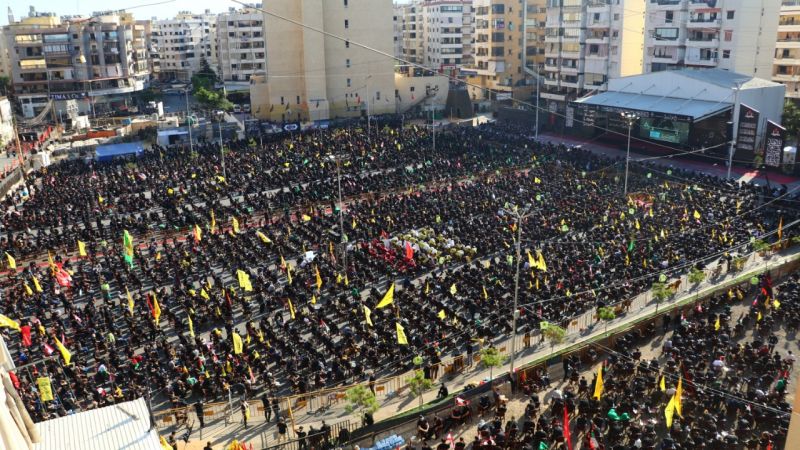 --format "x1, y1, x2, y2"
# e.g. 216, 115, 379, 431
251, 0, 396, 122
644, 0, 779, 77
461, 1, 549, 102
217, 4, 265, 83
5, 8, 150, 118
421, 1, 473, 75
774, 0, 800, 99
151, 11, 217, 82
398, 2, 425, 64
541, 0, 645, 104
393, 7, 404, 61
